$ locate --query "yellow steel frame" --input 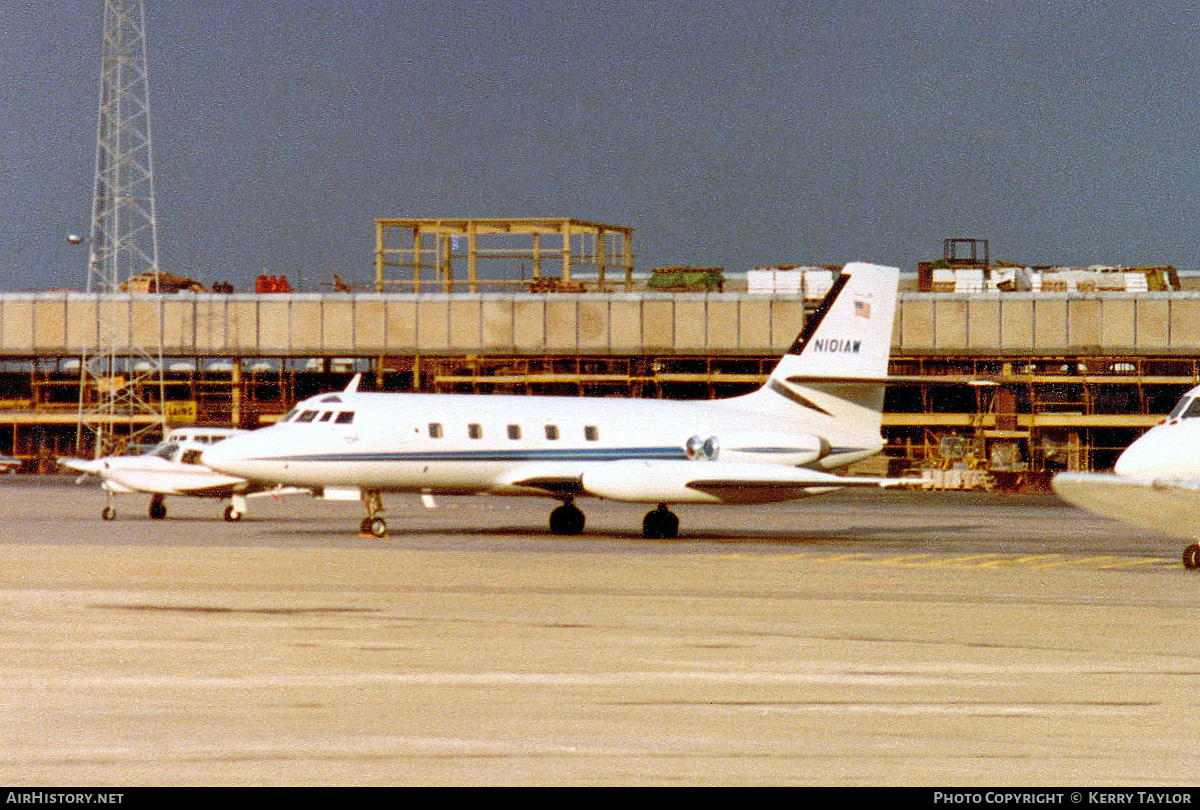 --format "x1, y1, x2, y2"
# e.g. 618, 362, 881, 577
374, 218, 635, 293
